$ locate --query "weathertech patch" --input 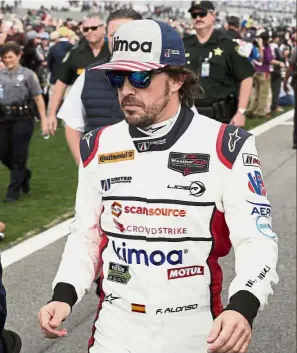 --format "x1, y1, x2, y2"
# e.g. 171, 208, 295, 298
131, 303, 146, 314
